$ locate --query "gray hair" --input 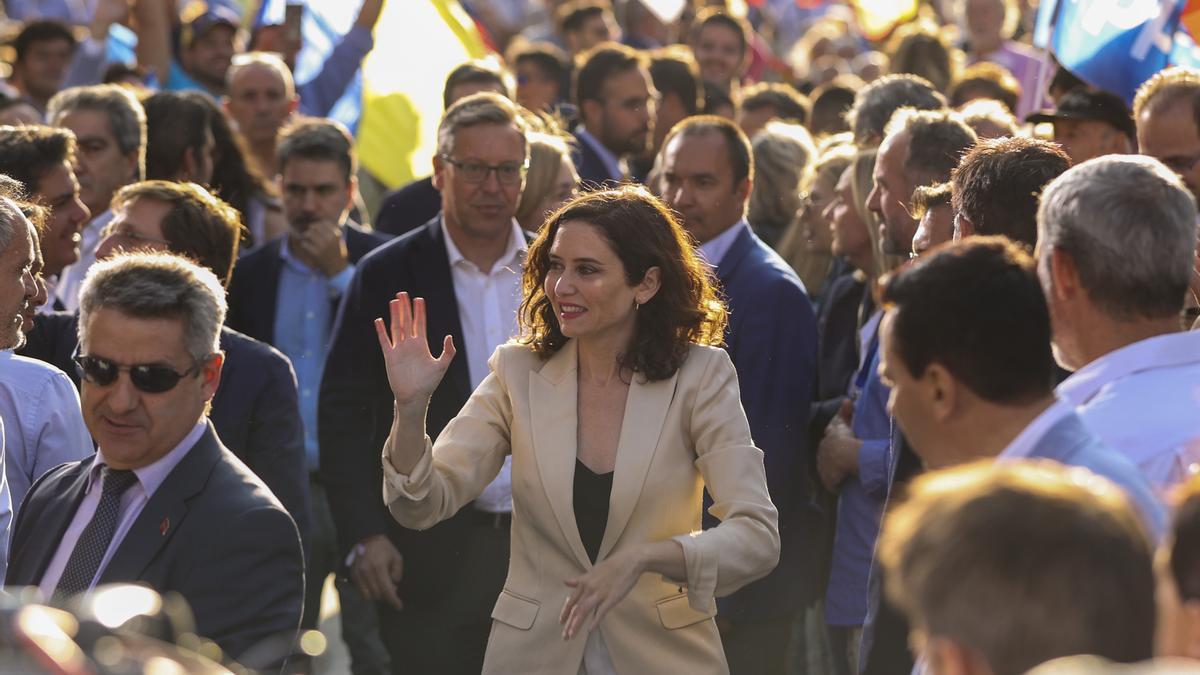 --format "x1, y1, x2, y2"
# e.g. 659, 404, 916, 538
748, 121, 817, 235
78, 252, 227, 361
47, 84, 147, 181
436, 92, 529, 160
884, 107, 978, 184
846, 74, 947, 147
227, 51, 296, 99
1038, 155, 1198, 320
0, 176, 30, 249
